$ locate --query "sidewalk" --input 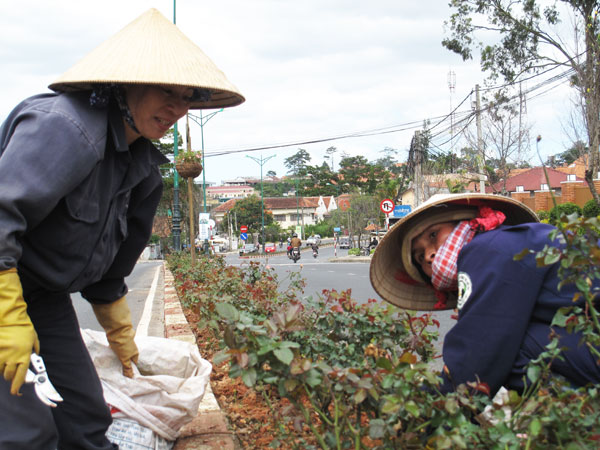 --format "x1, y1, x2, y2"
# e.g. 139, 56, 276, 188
161, 264, 242, 450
